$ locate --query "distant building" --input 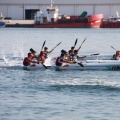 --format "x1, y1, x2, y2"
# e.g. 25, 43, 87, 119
0, 0, 120, 20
